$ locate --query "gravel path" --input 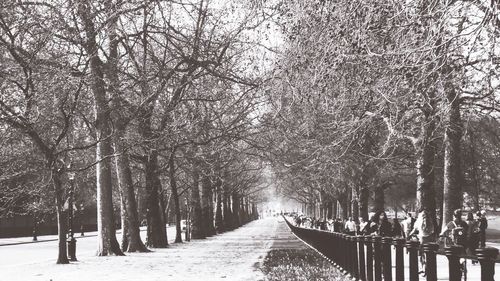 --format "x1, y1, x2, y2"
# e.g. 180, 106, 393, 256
1, 218, 288, 281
